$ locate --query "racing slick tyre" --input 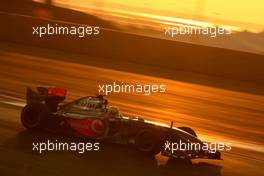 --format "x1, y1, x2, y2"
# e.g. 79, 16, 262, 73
178, 127, 197, 137
21, 103, 47, 130
135, 129, 163, 155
